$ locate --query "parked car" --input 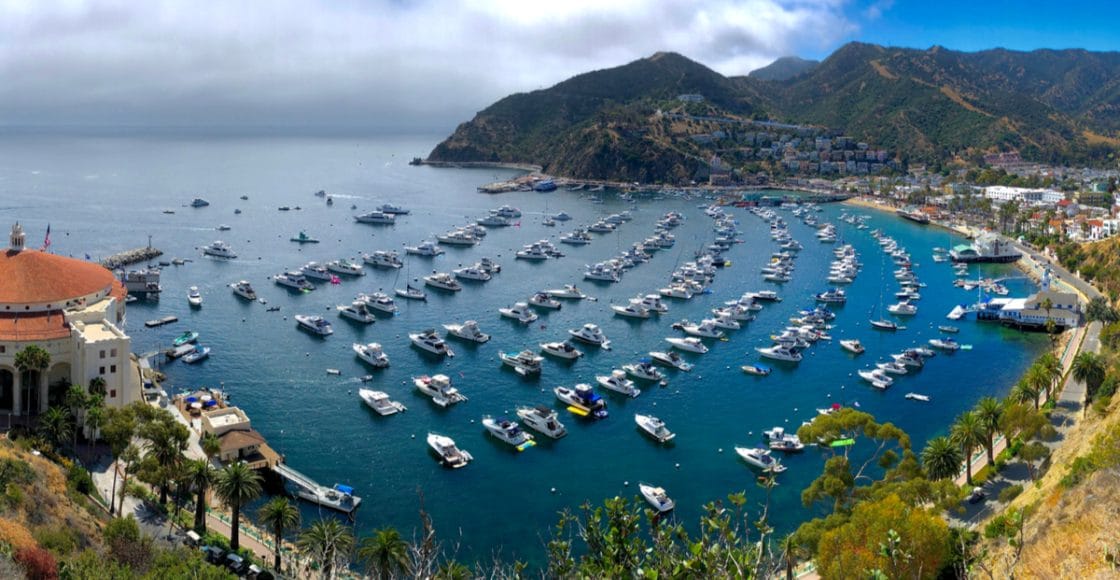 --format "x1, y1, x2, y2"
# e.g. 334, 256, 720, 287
200, 545, 226, 565
967, 486, 986, 504
225, 553, 249, 575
